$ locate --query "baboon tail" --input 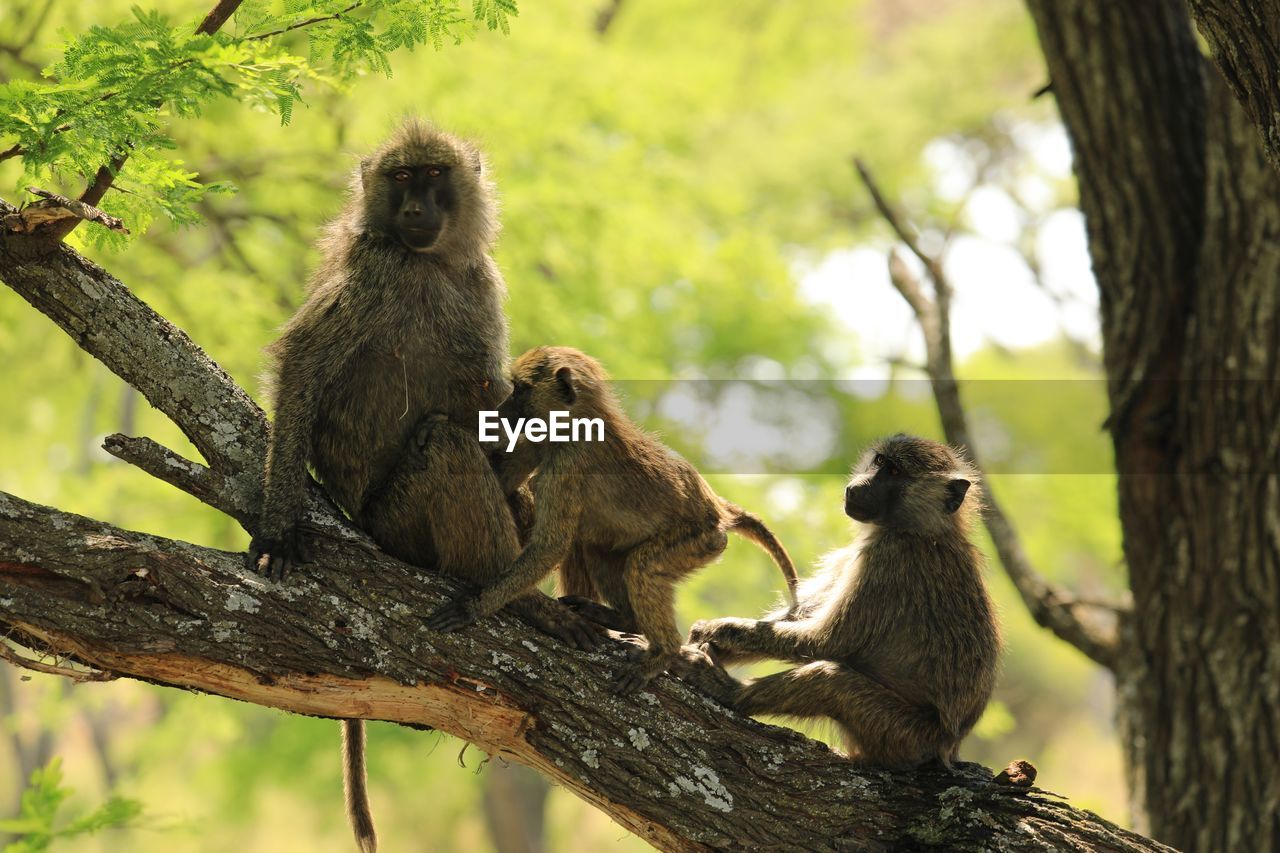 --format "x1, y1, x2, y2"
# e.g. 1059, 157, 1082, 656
342, 719, 378, 853
724, 504, 798, 610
